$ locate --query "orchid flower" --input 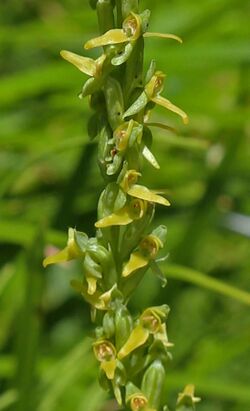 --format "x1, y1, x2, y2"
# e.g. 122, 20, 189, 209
118, 305, 169, 359
120, 169, 170, 206
43, 228, 87, 267
93, 339, 118, 380
84, 11, 182, 67
124, 70, 189, 124
122, 233, 163, 278
95, 198, 147, 228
